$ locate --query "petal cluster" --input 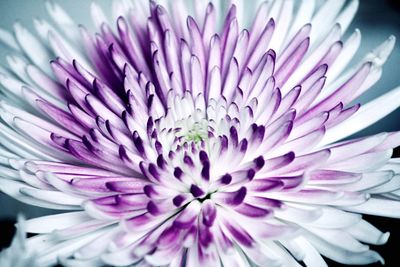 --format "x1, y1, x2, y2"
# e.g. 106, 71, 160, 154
0, 0, 399, 266
0, 215, 39, 267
